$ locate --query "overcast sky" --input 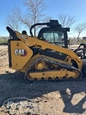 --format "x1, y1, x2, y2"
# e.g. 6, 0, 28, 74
0, 0, 86, 37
